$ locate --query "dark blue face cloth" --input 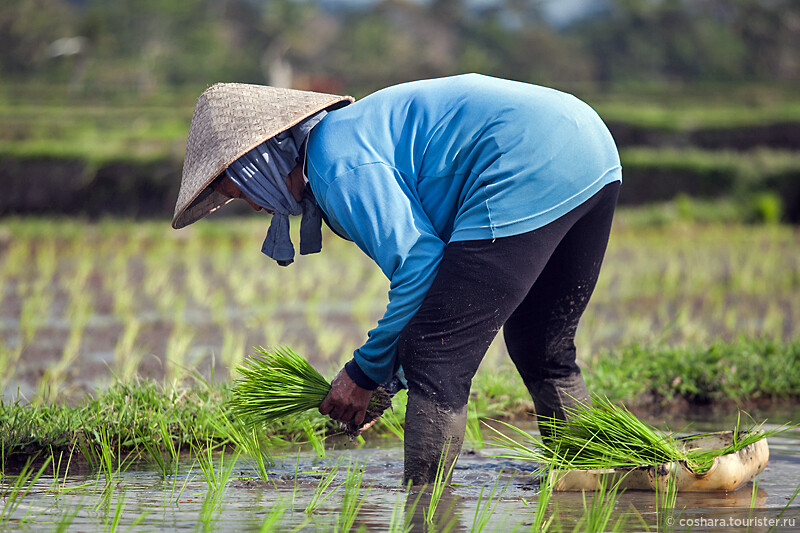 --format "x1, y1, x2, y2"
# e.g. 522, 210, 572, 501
225, 113, 324, 266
